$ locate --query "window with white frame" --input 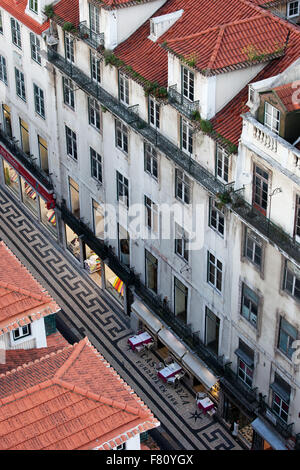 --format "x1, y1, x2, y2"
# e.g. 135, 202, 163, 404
145, 249, 158, 293
144, 195, 158, 232
63, 77, 75, 109
271, 374, 290, 423
264, 102, 280, 134
0, 55, 7, 85
244, 227, 263, 269
90, 147, 102, 183
65, 125, 77, 160
89, 3, 100, 33
11, 18, 22, 49
119, 72, 129, 106
30, 32, 41, 64
115, 119, 128, 153
287, 1, 299, 17
182, 66, 194, 102
175, 223, 189, 262
174, 277, 188, 324
149, 96, 160, 129
88, 97, 101, 131
13, 324, 31, 341
216, 145, 229, 183
29, 0, 38, 14
278, 317, 297, 359
144, 142, 158, 179
33, 84, 45, 118
236, 339, 254, 388
116, 171, 129, 208
283, 259, 300, 301
15, 68, 26, 101
209, 198, 225, 237
175, 169, 191, 204
207, 251, 222, 292
65, 33, 74, 63
238, 359, 253, 388
241, 283, 259, 328
0, 11, 3, 34
181, 118, 193, 154
90, 51, 101, 84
